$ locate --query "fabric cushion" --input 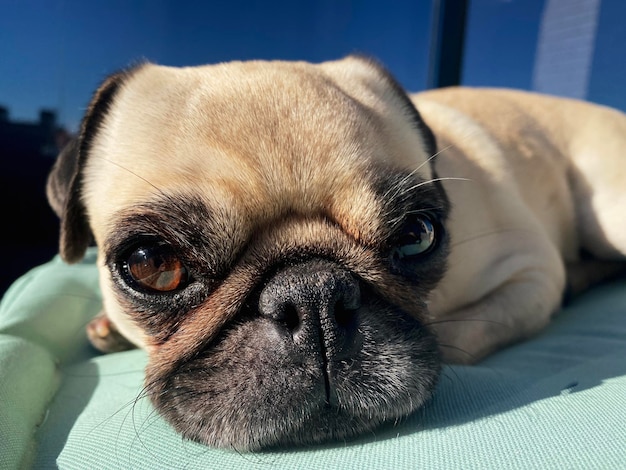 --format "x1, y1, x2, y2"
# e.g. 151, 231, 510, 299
1, 249, 625, 469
